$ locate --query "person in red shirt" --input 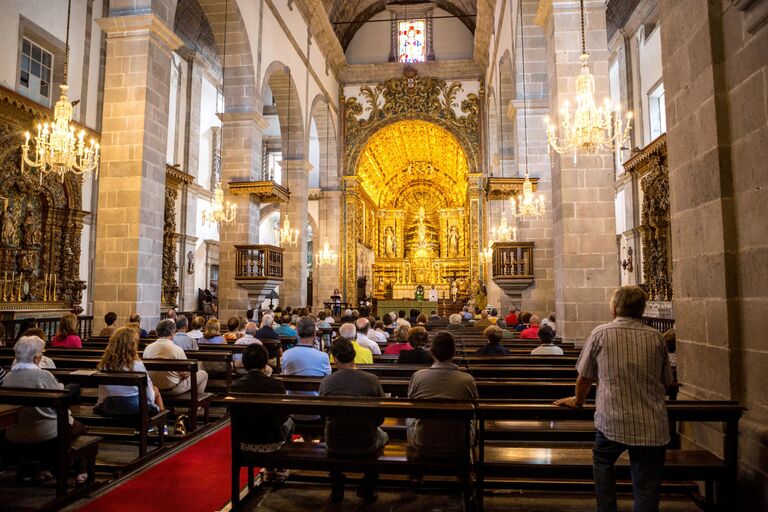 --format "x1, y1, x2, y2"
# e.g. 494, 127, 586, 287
50, 313, 83, 348
520, 315, 541, 339
504, 307, 518, 327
